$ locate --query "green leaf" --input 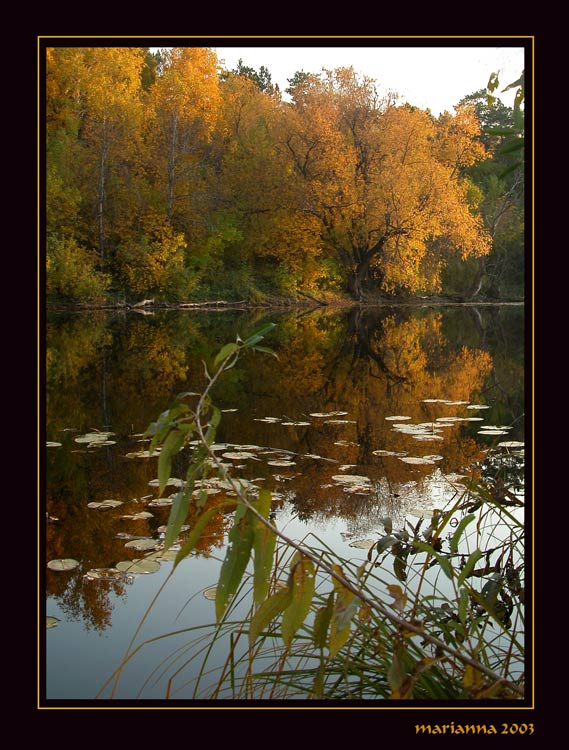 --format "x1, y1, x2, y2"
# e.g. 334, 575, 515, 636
393, 555, 407, 582
158, 429, 185, 496
174, 503, 230, 568
485, 127, 520, 136
329, 564, 358, 657
281, 554, 316, 646
457, 549, 484, 587
213, 342, 239, 370
251, 345, 279, 359
163, 486, 192, 550
498, 162, 523, 180
47, 558, 79, 572
481, 573, 502, 611
449, 513, 475, 553
502, 74, 524, 93
215, 504, 255, 621
249, 586, 292, 647
243, 322, 276, 347
252, 490, 277, 606
500, 138, 524, 155
313, 593, 334, 649
458, 587, 469, 625
413, 541, 453, 580
388, 645, 406, 693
